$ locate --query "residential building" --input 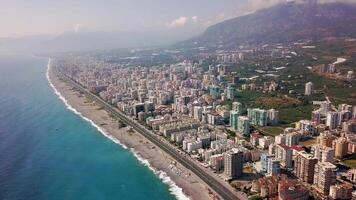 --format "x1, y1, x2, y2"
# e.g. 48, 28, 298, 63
232, 102, 242, 114
210, 154, 224, 172
278, 178, 309, 200
311, 144, 335, 163
267, 158, 280, 176
333, 137, 348, 159
237, 116, 250, 136
224, 148, 244, 180
261, 153, 274, 174
314, 162, 337, 195
267, 109, 279, 125
294, 151, 318, 183
210, 85, 220, 99
230, 110, 239, 130
248, 108, 268, 126
285, 131, 302, 147
275, 144, 293, 168
326, 111, 339, 130
259, 136, 274, 149
329, 183, 353, 200
305, 82, 314, 96
226, 86, 234, 100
